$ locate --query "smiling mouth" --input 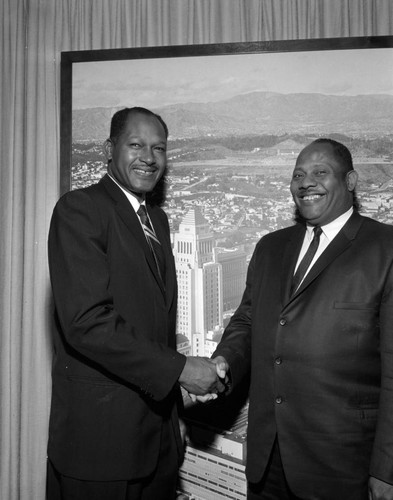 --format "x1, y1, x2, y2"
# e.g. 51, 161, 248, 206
134, 168, 155, 177
301, 194, 324, 201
